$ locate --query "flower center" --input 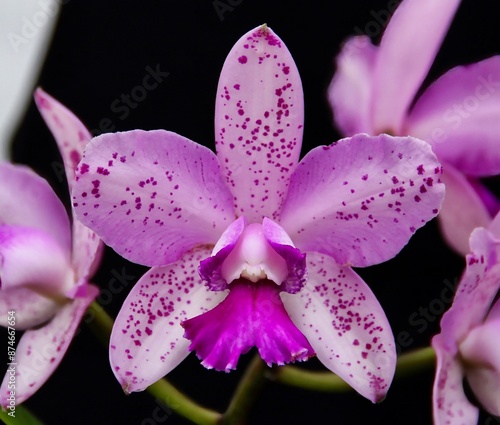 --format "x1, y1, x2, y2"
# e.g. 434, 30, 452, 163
221, 223, 288, 284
